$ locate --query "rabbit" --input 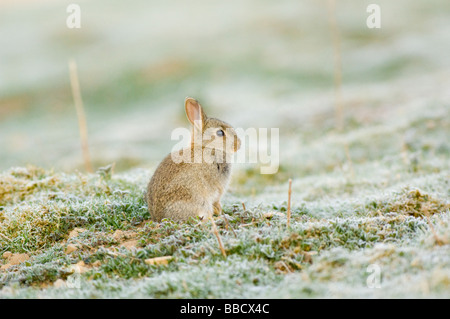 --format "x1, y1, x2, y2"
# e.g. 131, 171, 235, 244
146, 97, 241, 222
